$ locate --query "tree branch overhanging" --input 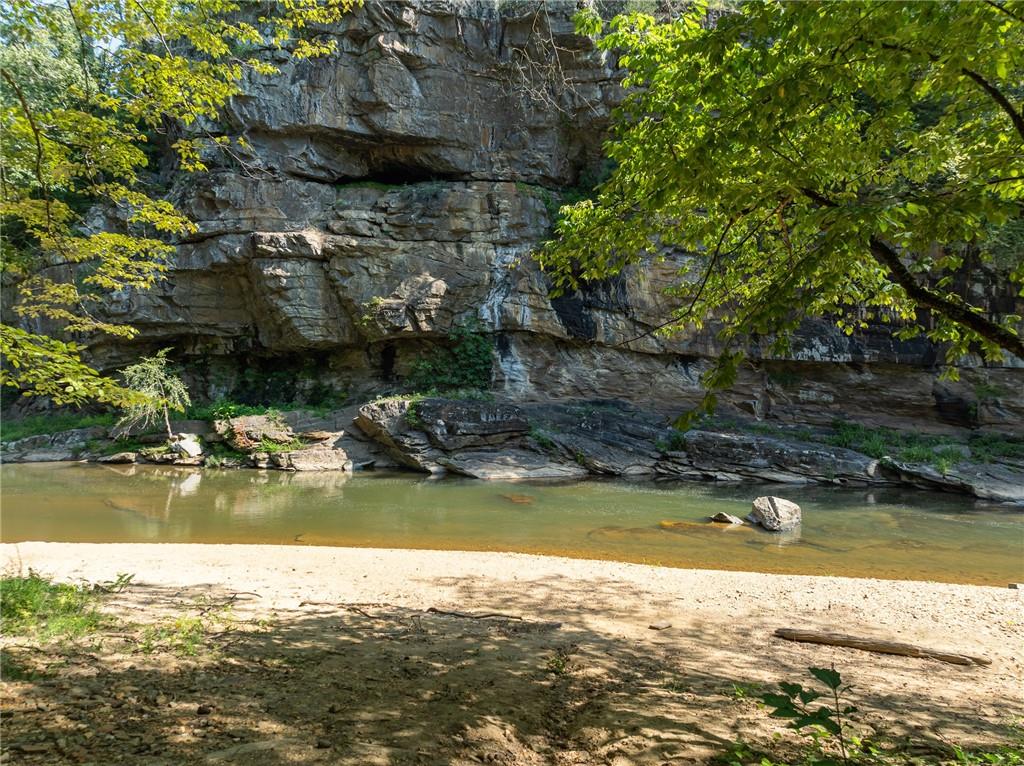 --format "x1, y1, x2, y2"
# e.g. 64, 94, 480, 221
867, 236, 1024, 359
799, 187, 1023, 360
